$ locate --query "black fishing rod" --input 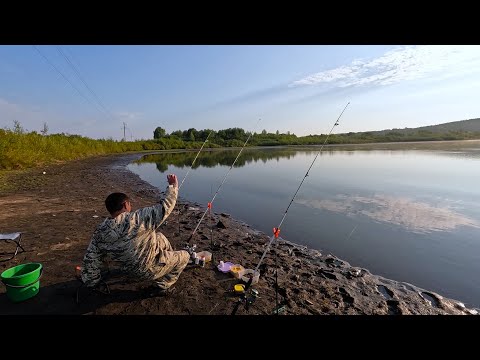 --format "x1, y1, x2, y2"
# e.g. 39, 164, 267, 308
187, 119, 261, 244
153, 131, 213, 234
250, 102, 350, 315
